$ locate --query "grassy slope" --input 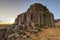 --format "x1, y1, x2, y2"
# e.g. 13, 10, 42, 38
0, 23, 60, 40
6, 22, 60, 40
18, 27, 60, 40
